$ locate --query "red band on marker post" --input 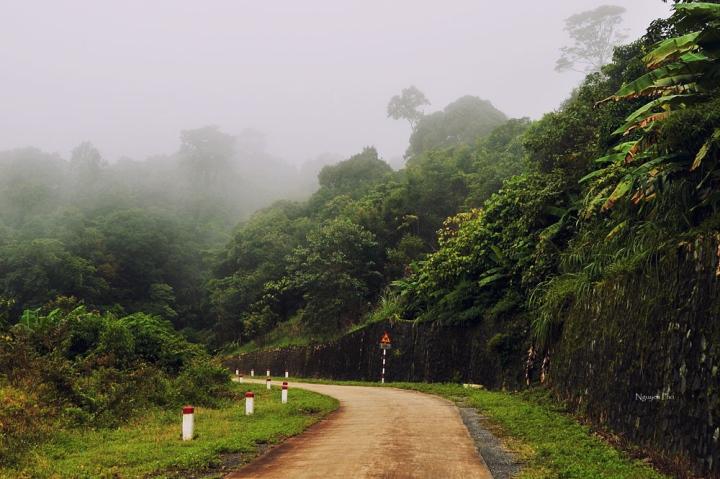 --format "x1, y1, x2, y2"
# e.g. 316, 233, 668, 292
282, 382, 288, 390
183, 406, 194, 414
245, 390, 255, 415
